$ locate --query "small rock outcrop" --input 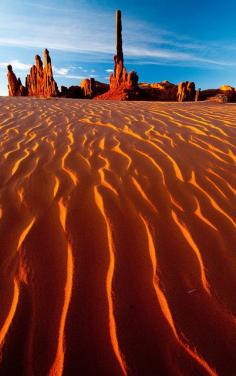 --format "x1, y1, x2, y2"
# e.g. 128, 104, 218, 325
206, 94, 228, 103
26, 49, 58, 97
177, 81, 196, 102
219, 85, 235, 101
80, 78, 96, 98
200, 86, 235, 102
7, 65, 26, 96
195, 89, 201, 101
